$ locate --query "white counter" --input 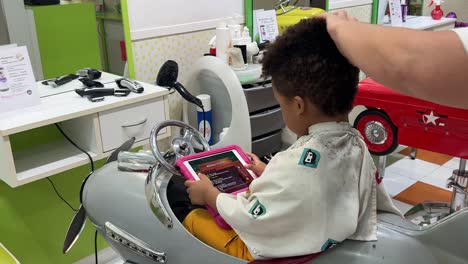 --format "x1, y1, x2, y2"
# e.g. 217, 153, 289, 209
383, 16, 456, 31
0, 73, 170, 187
